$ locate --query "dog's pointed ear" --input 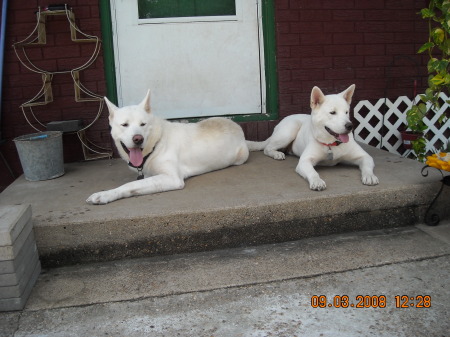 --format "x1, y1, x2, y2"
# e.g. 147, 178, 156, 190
104, 96, 118, 120
310, 86, 326, 109
341, 84, 356, 105
139, 90, 151, 114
